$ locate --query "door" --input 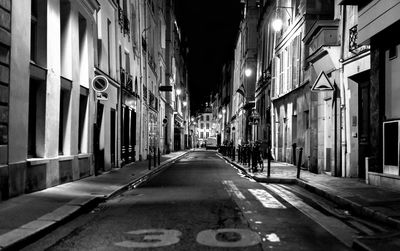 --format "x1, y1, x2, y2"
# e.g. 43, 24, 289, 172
358, 80, 370, 178
94, 102, 104, 175
130, 110, 136, 161
110, 109, 116, 168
